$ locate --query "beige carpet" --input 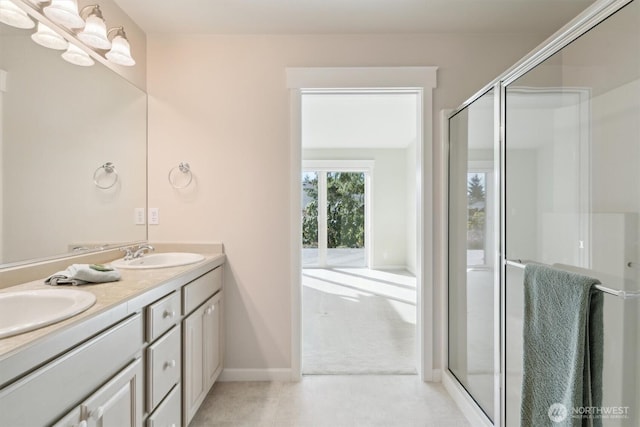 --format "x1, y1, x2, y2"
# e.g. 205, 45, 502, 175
302, 268, 417, 375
